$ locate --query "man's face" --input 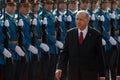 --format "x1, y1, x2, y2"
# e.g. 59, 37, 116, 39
6, 4, 16, 15
45, 3, 52, 12
59, 3, 66, 11
80, 2, 89, 10
34, 4, 40, 13
69, 2, 77, 11
20, 4, 30, 15
112, 3, 117, 10
91, 1, 98, 10
101, 2, 109, 10
76, 13, 89, 30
